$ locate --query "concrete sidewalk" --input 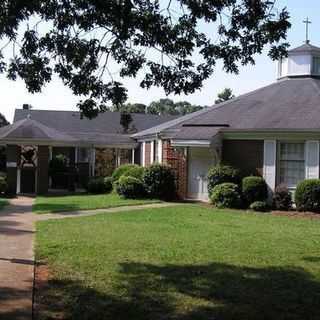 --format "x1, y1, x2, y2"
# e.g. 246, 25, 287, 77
0, 197, 35, 320
37, 202, 181, 220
